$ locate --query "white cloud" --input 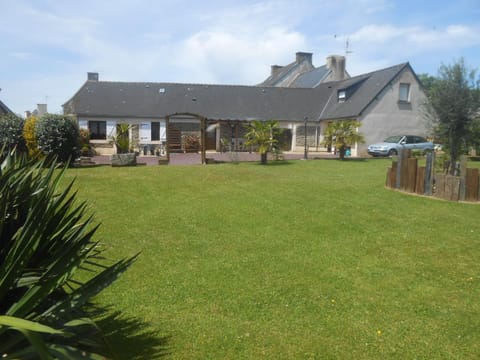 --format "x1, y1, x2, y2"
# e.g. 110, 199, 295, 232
173, 27, 306, 84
